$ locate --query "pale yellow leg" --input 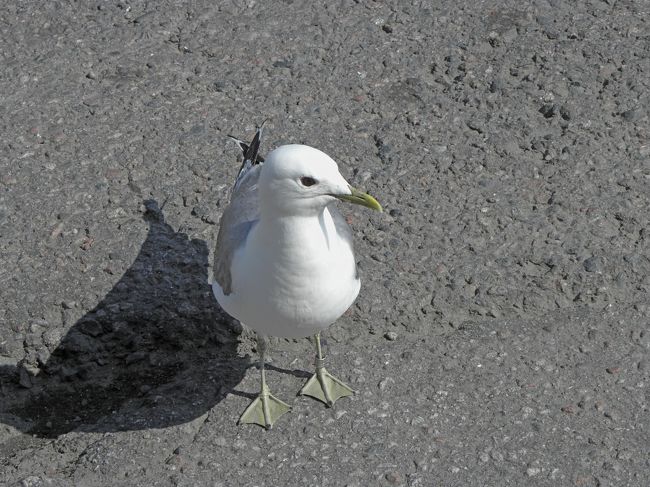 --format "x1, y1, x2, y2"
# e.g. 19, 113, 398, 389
299, 332, 355, 407
239, 335, 291, 429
